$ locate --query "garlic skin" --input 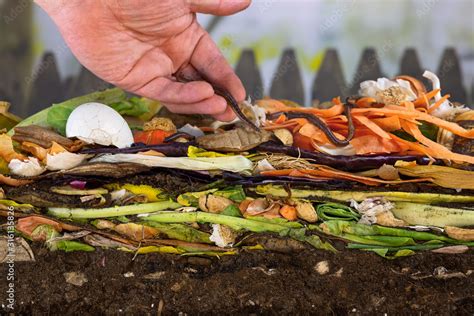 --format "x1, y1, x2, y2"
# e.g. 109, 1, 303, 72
9, 157, 45, 176
66, 102, 134, 148
209, 224, 237, 248
351, 198, 405, 227
359, 78, 417, 105
46, 152, 88, 171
